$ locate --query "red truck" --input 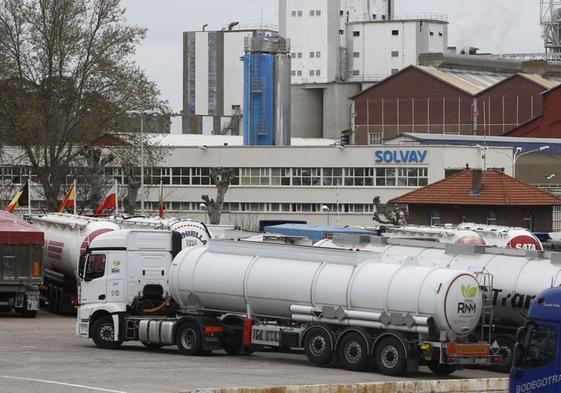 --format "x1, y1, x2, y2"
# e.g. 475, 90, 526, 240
0, 211, 43, 317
